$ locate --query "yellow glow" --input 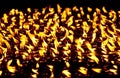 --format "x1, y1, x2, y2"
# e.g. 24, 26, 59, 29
87, 7, 92, 12
0, 5, 120, 76
62, 70, 71, 77
16, 59, 23, 67
109, 69, 118, 75
39, 48, 46, 56
92, 68, 102, 73
73, 6, 79, 11
96, 8, 101, 14
27, 32, 38, 46
47, 65, 54, 78
91, 28, 98, 43
75, 38, 85, 53
2, 13, 8, 23
66, 16, 73, 27
57, 4, 61, 13
65, 61, 70, 68
0, 70, 2, 76
36, 63, 39, 68
20, 34, 28, 49
31, 74, 37, 78
78, 67, 88, 75
27, 8, 31, 13
32, 68, 38, 74
102, 6, 107, 13
7, 60, 16, 73
9, 9, 15, 15
80, 7, 84, 16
